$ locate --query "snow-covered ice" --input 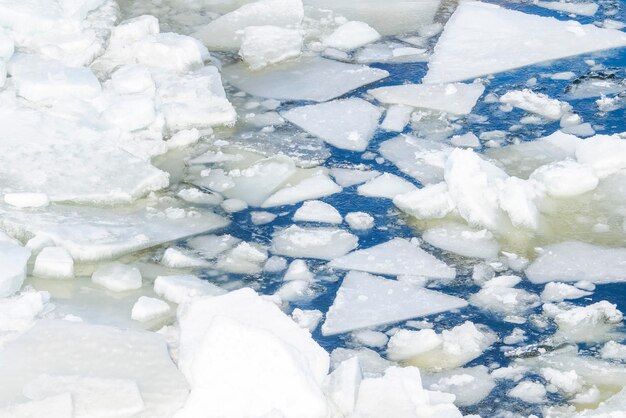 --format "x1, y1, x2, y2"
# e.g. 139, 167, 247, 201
293, 200, 342, 224
272, 225, 358, 260
153, 275, 226, 304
